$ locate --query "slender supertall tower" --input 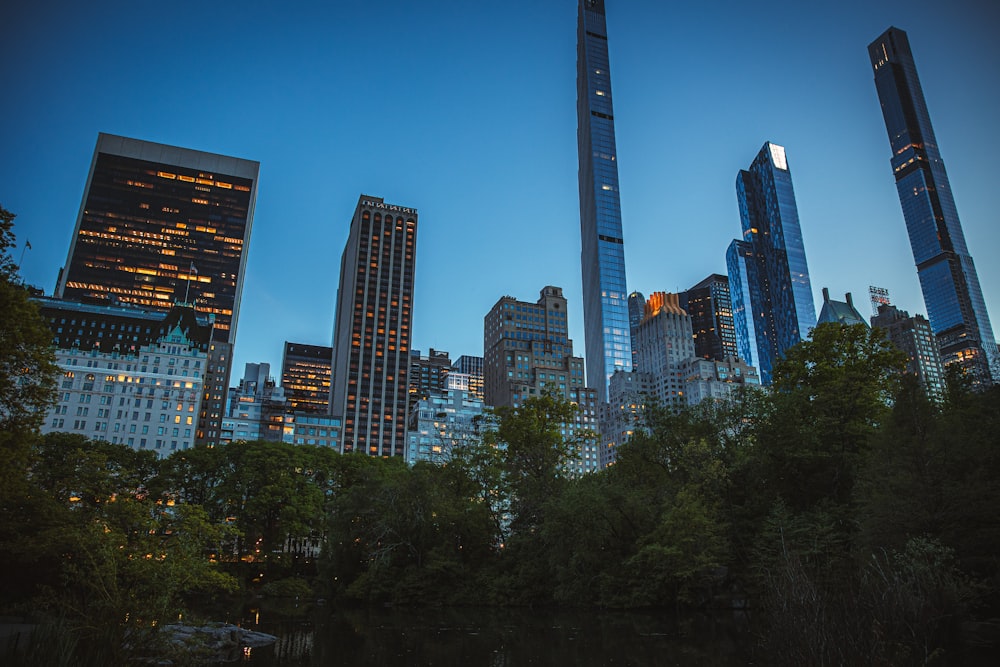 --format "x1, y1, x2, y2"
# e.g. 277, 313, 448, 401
577, 0, 632, 402
869, 27, 996, 383
330, 195, 417, 457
